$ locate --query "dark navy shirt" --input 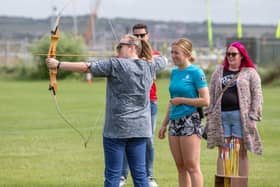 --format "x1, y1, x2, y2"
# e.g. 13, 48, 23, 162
221, 69, 240, 111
